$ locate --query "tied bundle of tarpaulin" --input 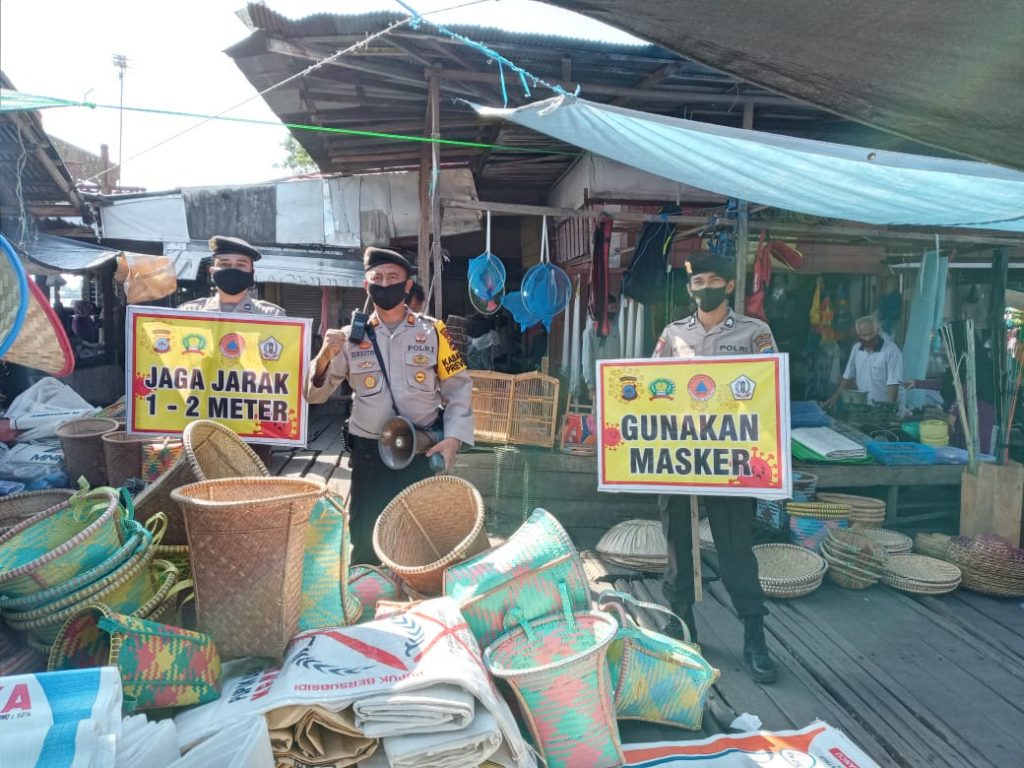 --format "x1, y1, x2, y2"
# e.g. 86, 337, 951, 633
174, 597, 536, 768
